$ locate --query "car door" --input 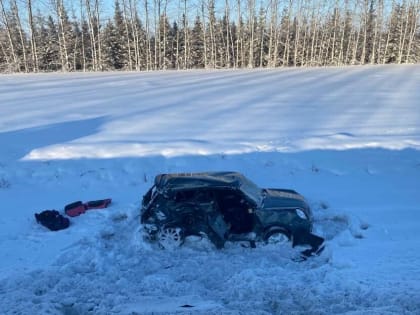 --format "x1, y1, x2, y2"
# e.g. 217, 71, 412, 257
172, 189, 228, 246
216, 189, 256, 234
192, 189, 230, 248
